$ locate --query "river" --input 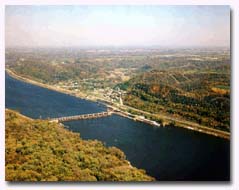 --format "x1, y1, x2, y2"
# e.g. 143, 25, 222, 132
5, 73, 230, 181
